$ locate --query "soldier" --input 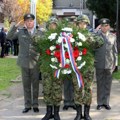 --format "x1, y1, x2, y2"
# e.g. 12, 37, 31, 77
6, 13, 41, 113
95, 18, 118, 110
73, 14, 104, 120
41, 17, 62, 120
